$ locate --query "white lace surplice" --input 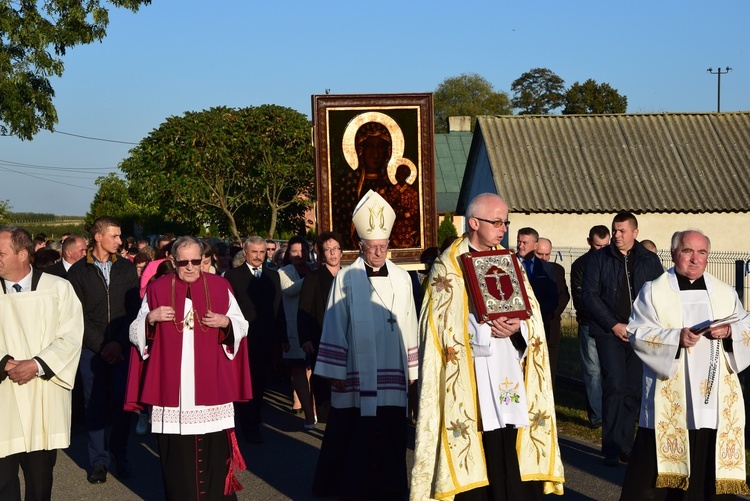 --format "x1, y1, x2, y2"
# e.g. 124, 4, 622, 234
131, 292, 247, 435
